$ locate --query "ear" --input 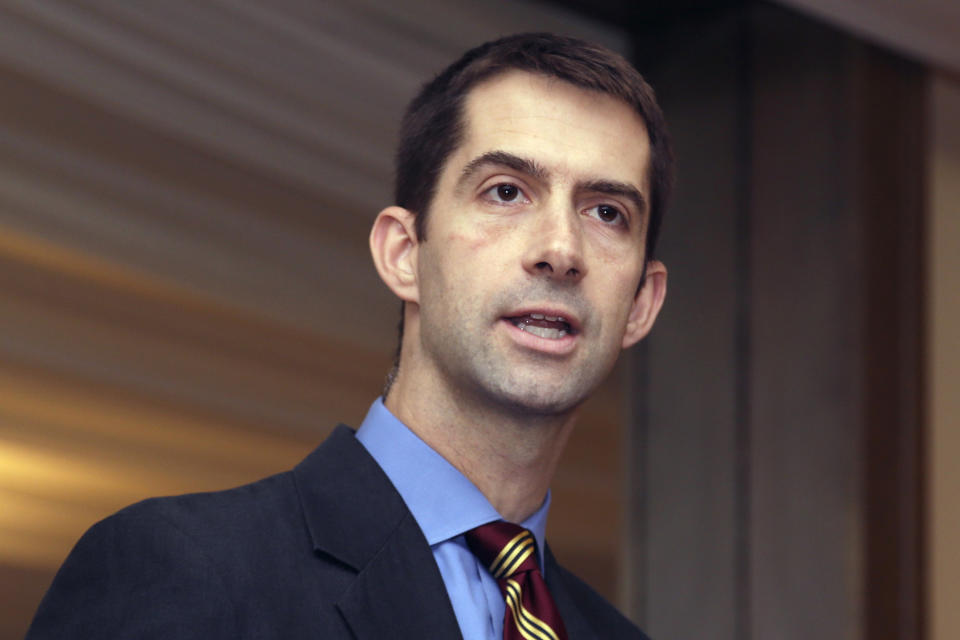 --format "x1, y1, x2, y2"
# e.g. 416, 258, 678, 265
621, 260, 667, 349
369, 206, 420, 304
